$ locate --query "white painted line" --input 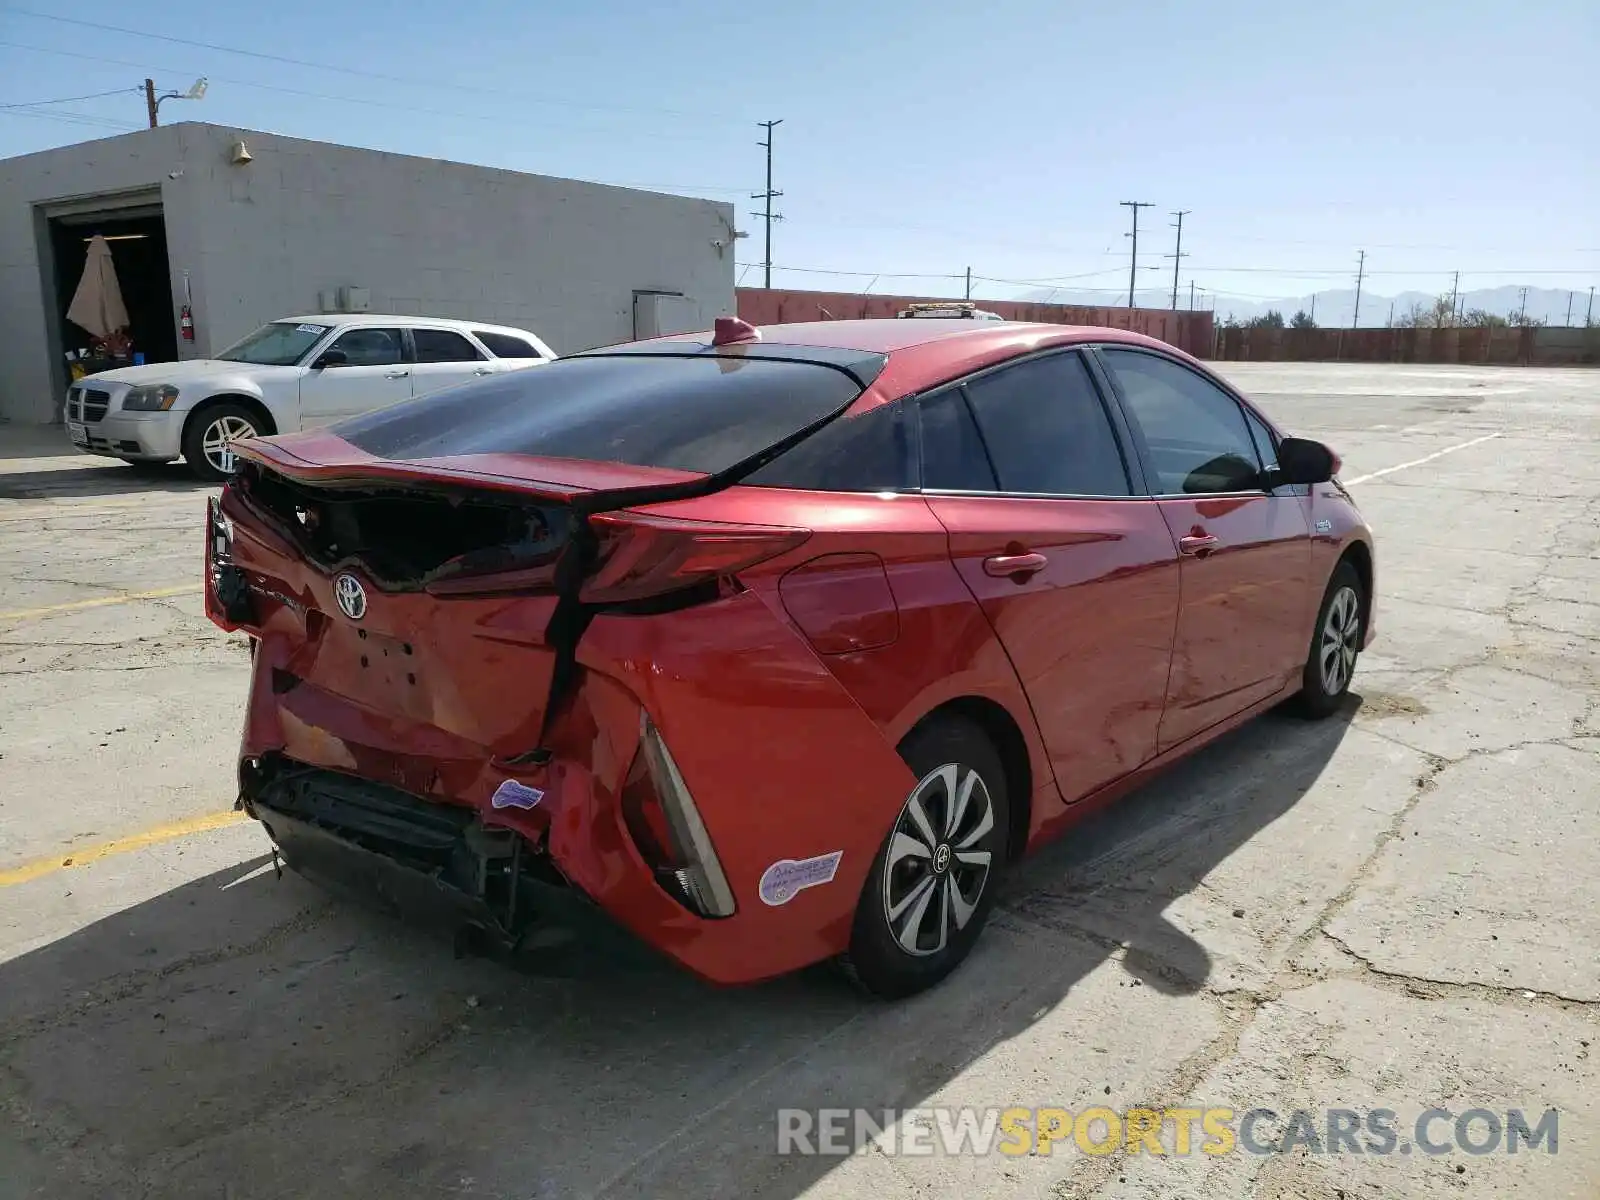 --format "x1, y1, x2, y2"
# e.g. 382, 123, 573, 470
1343, 432, 1503, 487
